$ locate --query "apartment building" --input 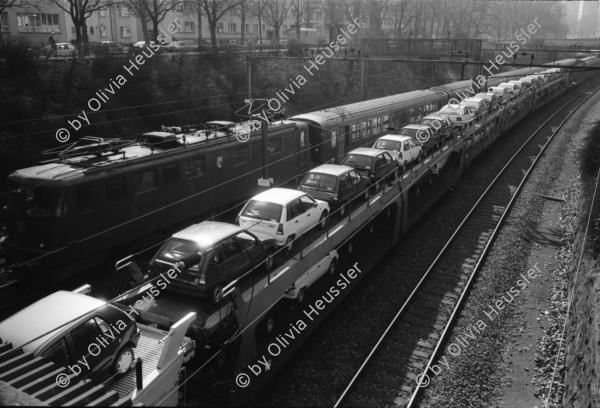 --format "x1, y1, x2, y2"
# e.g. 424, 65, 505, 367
1, 3, 68, 44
